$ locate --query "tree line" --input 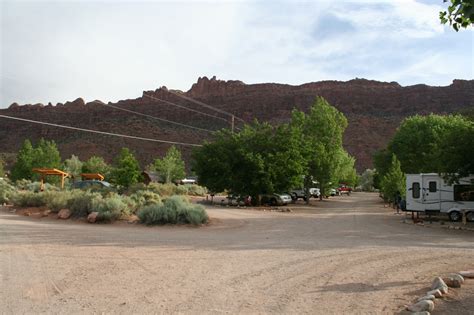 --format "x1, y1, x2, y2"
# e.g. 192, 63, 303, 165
6, 139, 187, 188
